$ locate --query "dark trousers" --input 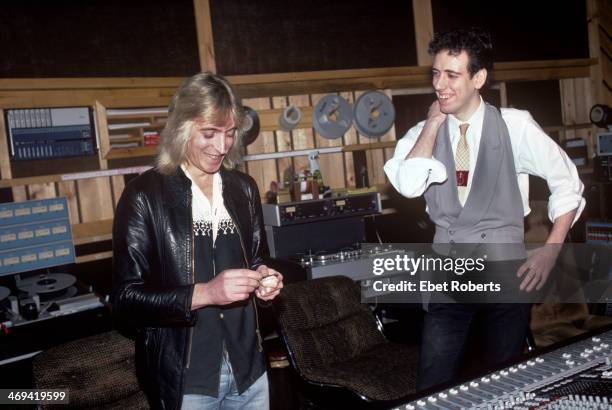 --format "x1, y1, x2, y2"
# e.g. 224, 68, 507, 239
416, 303, 531, 391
